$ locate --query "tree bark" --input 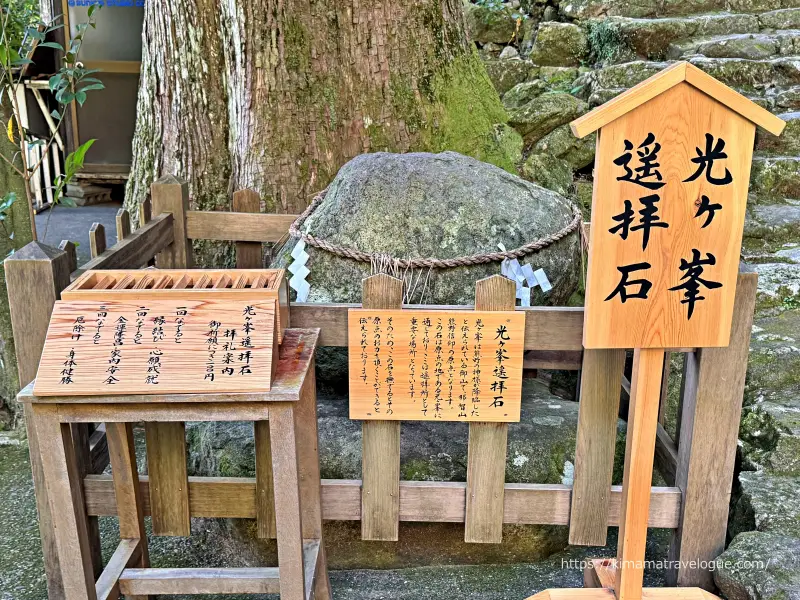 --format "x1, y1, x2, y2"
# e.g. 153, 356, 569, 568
0, 97, 35, 427
125, 0, 512, 264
